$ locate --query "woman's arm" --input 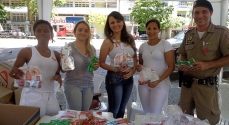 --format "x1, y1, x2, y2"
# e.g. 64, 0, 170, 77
9, 48, 31, 79
99, 39, 117, 72
52, 51, 62, 86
